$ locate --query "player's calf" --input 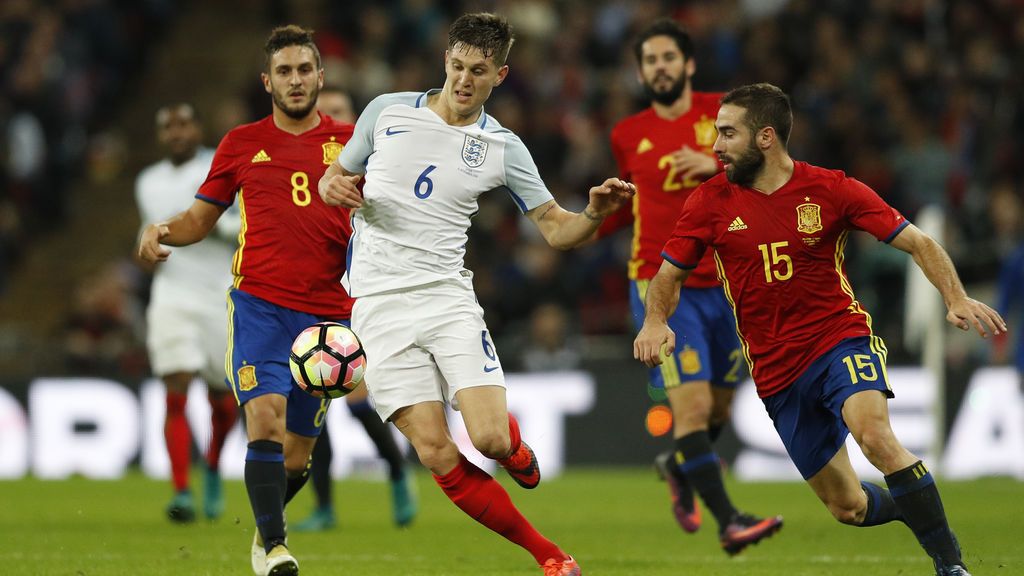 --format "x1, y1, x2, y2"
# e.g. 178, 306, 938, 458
885, 461, 964, 570
823, 491, 866, 526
